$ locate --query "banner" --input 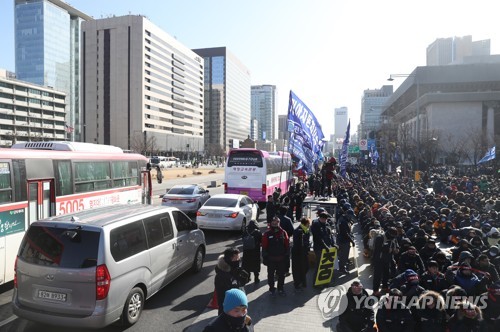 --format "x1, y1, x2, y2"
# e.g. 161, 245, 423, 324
314, 247, 338, 286
287, 91, 325, 173
340, 120, 350, 177
478, 146, 496, 164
